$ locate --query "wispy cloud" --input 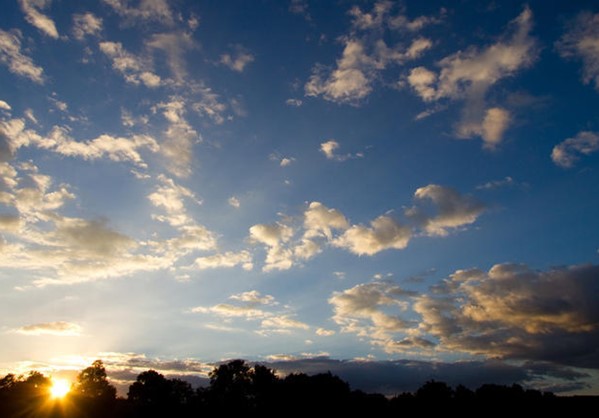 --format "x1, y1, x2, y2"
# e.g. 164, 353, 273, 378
18, 0, 58, 39
14, 321, 81, 336
0, 29, 45, 83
